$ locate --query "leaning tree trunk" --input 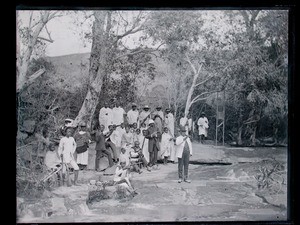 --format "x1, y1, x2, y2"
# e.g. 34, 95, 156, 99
73, 11, 111, 128
17, 11, 53, 93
